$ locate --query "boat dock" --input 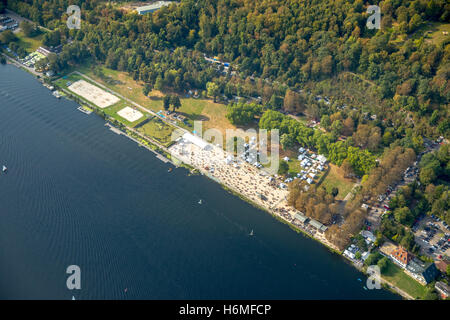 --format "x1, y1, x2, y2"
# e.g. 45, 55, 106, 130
105, 123, 123, 135
104, 123, 177, 167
